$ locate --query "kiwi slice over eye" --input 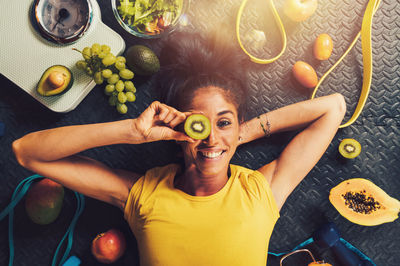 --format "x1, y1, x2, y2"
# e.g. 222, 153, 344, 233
339, 138, 361, 159
184, 114, 211, 140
